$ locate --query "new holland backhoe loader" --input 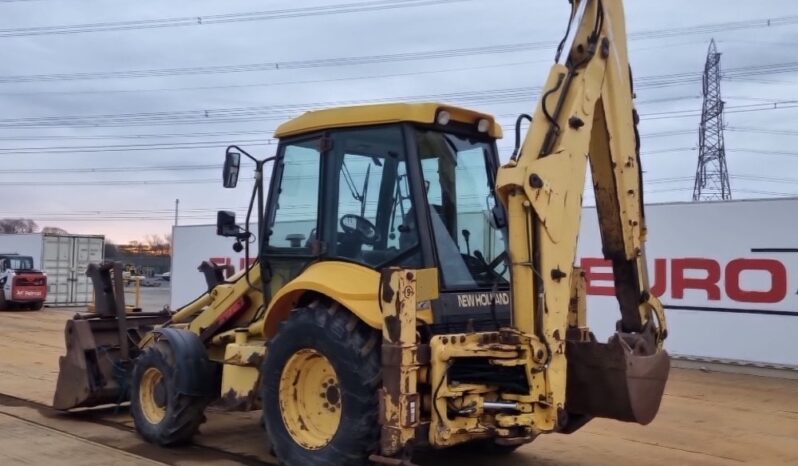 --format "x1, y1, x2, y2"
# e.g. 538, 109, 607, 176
53, 0, 669, 464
